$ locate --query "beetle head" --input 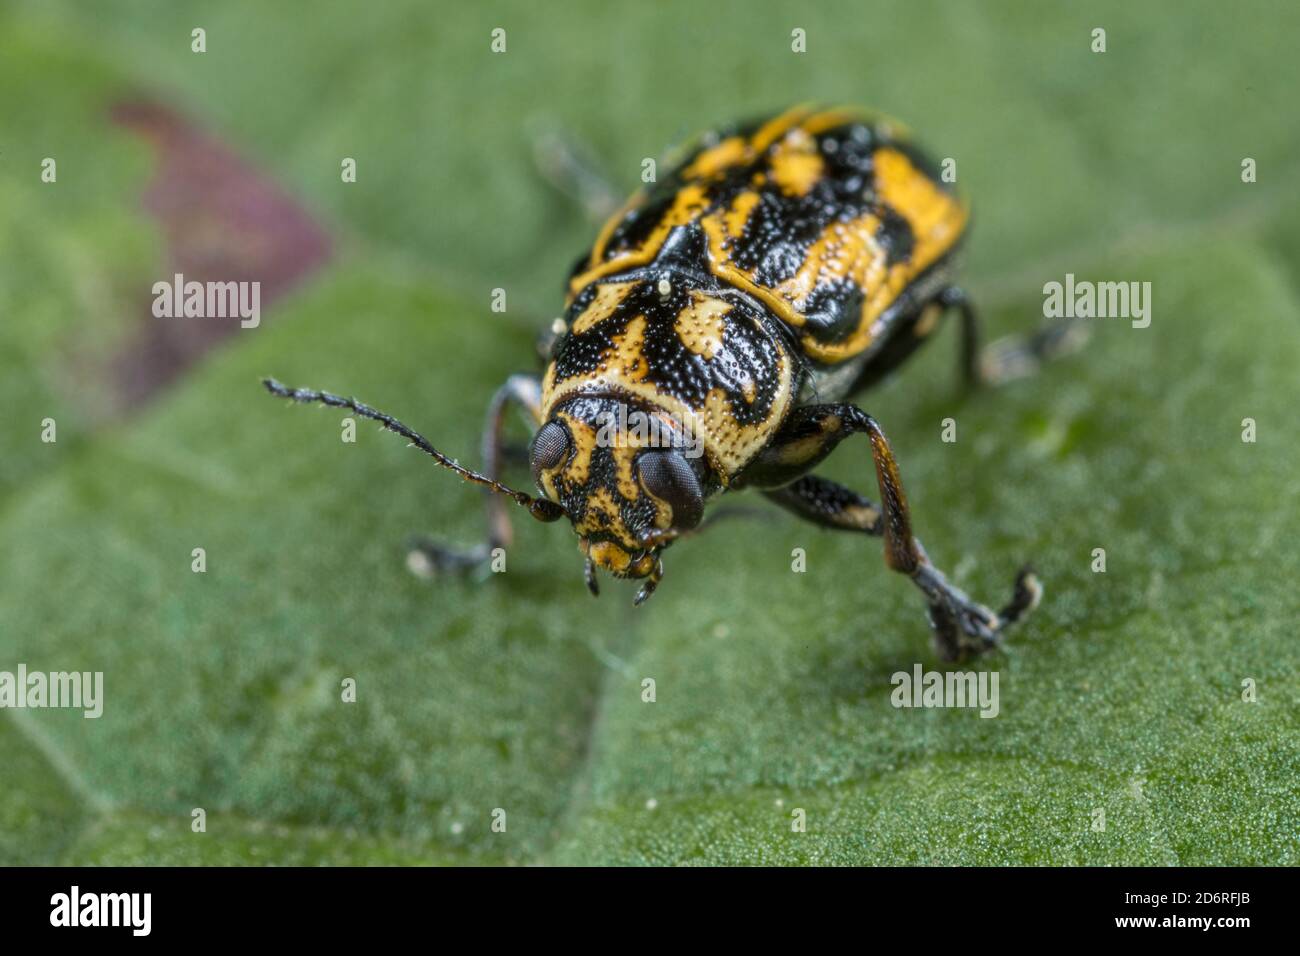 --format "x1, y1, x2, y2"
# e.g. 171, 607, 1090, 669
261, 379, 710, 605
530, 395, 708, 601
